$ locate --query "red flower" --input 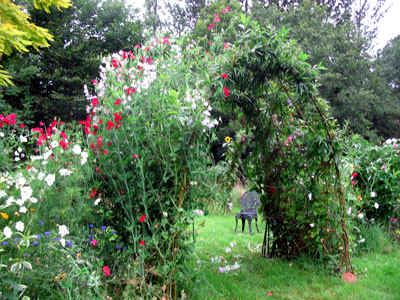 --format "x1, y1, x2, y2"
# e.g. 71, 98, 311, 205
207, 23, 215, 31
19, 123, 25, 128
91, 98, 99, 108
139, 240, 145, 246
222, 73, 228, 79
106, 121, 114, 130
90, 189, 97, 199
223, 87, 230, 97
266, 291, 273, 296
107, 142, 113, 146
133, 154, 138, 159
139, 215, 146, 223
351, 172, 359, 179
103, 265, 111, 277
103, 149, 109, 155
91, 239, 98, 246
115, 98, 121, 105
